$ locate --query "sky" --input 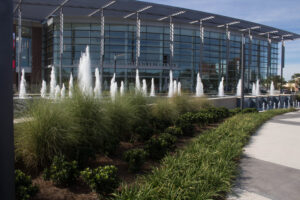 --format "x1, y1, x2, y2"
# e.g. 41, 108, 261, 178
141, 0, 300, 81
